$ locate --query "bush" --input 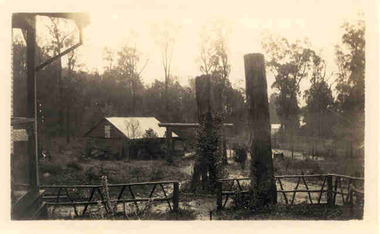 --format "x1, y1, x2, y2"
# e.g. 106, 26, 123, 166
130, 139, 165, 160
191, 112, 224, 193
232, 144, 248, 169
84, 166, 101, 183
232, 186, 276, 211
273, 157, 324, 175
40, 162, 63, 175
67, 161, 83, 171
150, 167, 165, 181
